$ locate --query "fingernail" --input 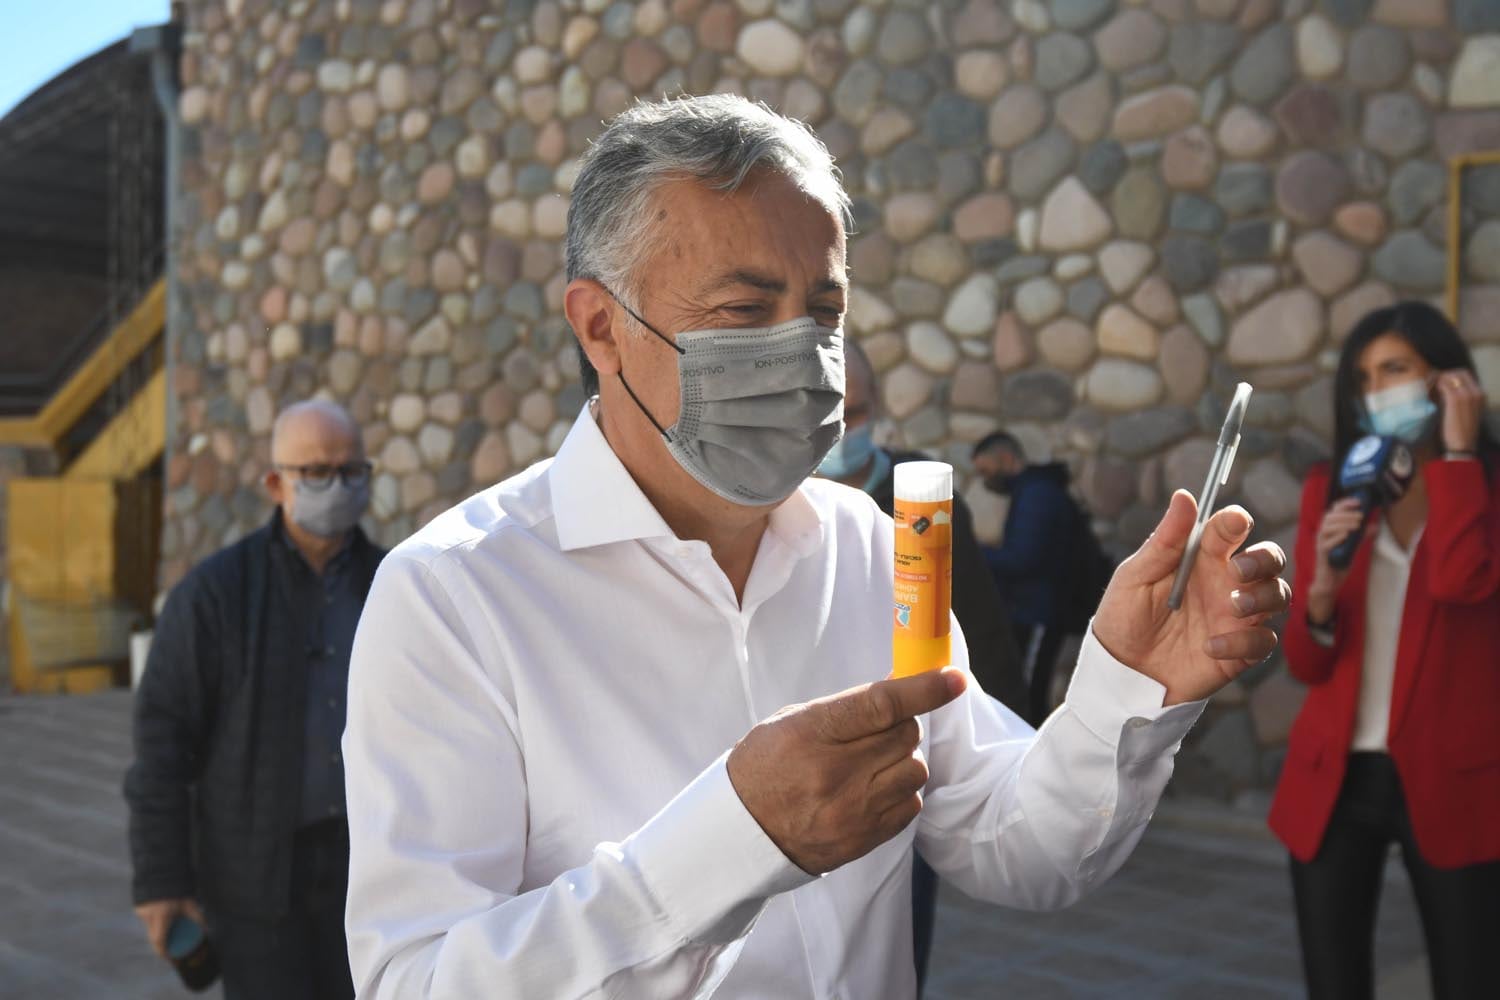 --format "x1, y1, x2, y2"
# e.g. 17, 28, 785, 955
1206, 636, 1229, 657
1232, 554, 1256, 580
942, 668, 966, 697
1231, 589, 1256, 614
